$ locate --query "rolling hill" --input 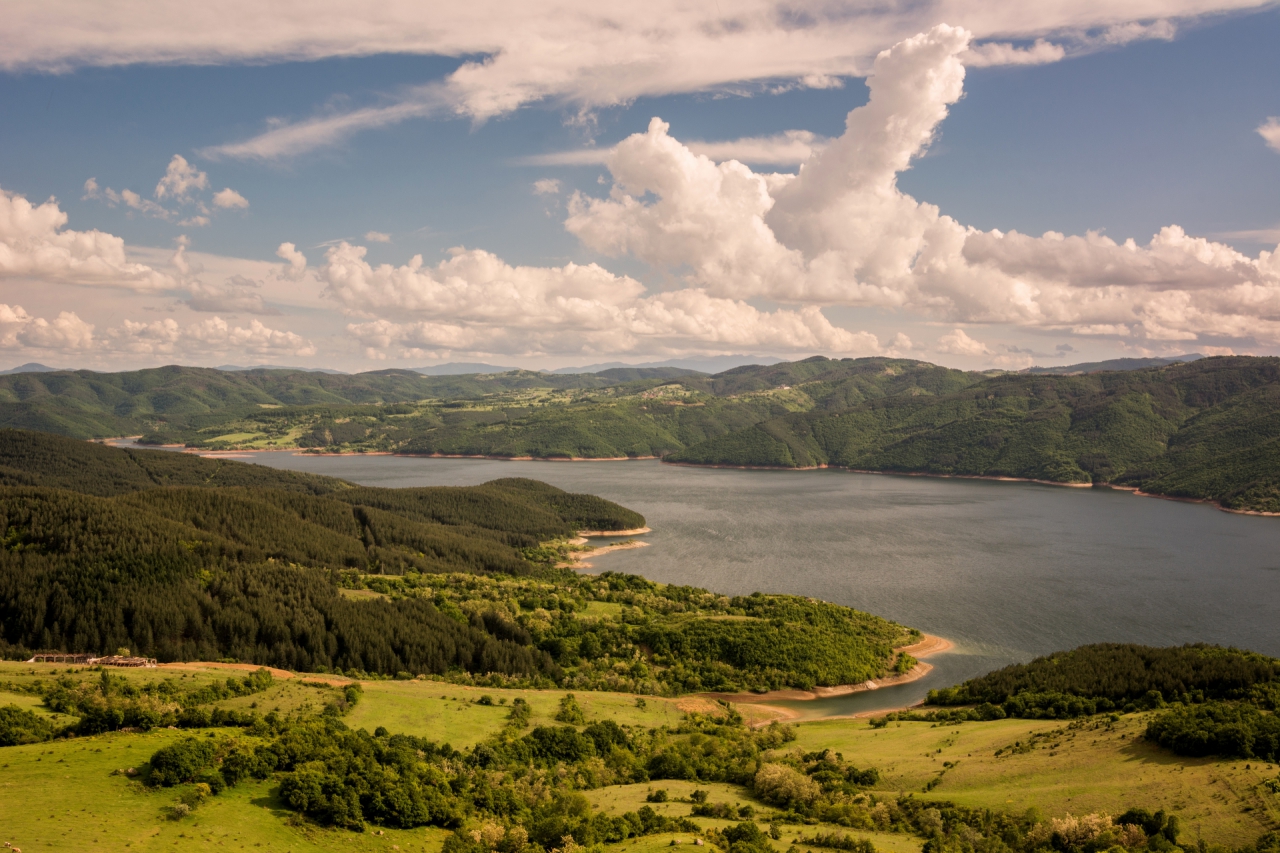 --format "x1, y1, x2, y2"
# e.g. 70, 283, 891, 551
668, 356, 1280, 513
